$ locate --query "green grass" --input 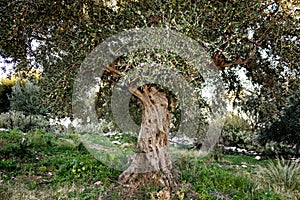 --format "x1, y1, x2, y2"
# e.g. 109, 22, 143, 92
255, 158, 300, 199
0, 130, 296, 199
0, 130, 119, 199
